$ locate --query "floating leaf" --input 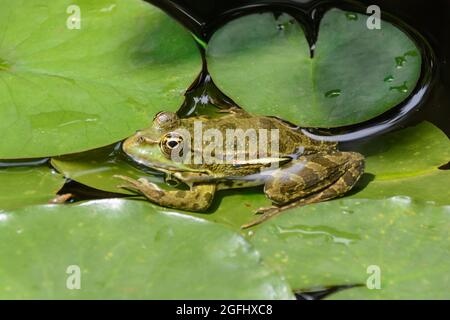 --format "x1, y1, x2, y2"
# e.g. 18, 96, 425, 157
51, 145, 164, 195
350, 122, 450, 205
0, 166, 65, 210
0, 0, 201, 158
207, 9, 422, 127
0, 199, 293, 299
249, 198, 450, 299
